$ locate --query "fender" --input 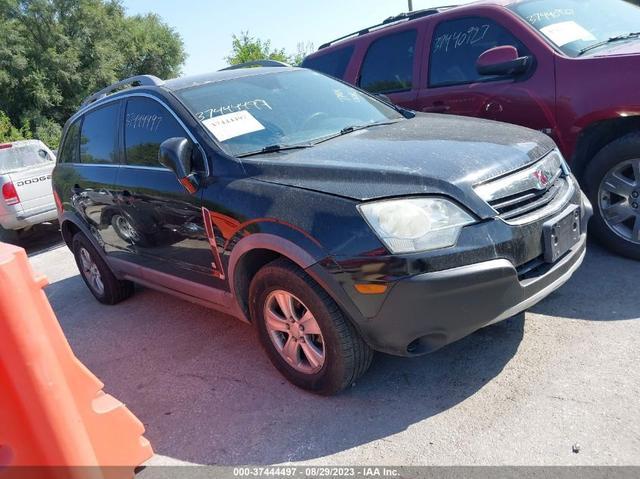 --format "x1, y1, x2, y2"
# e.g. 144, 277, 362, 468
228, 233, 319, 274
227, 232, 366, 327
